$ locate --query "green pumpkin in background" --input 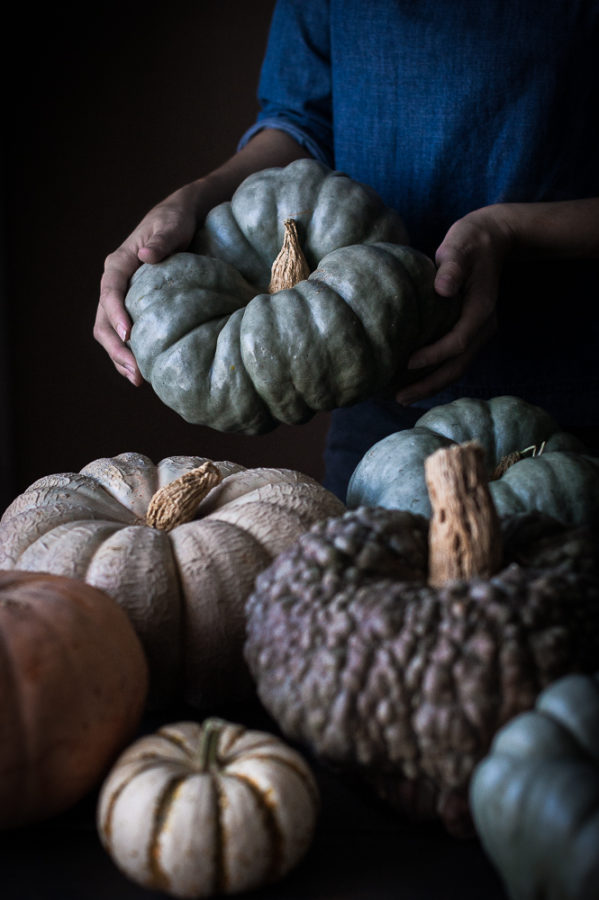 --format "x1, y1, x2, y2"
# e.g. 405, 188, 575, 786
470, 673, 599, 900
347, 395, 599, 527
125, 159, 460, 434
